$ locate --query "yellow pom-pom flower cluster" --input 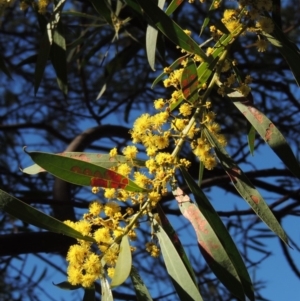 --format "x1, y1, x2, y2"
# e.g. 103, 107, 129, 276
64, 200, 132, 287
